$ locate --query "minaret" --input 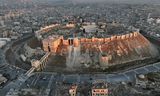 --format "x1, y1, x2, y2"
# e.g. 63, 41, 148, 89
147, 13, 151, 20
